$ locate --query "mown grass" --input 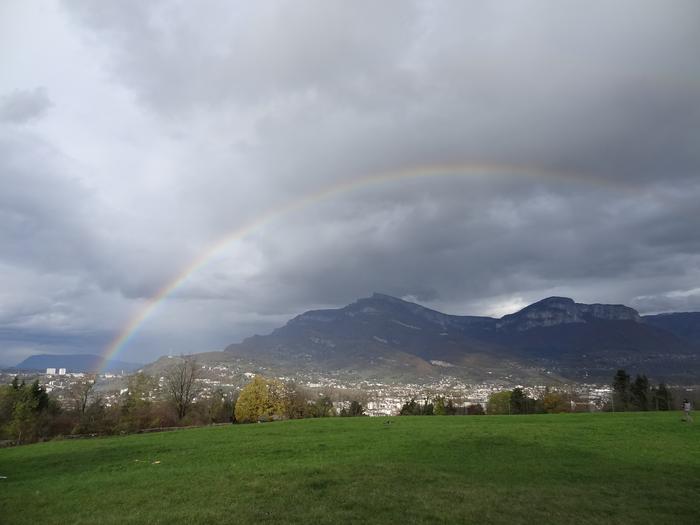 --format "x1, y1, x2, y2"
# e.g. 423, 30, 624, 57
1, 412, 698, 524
